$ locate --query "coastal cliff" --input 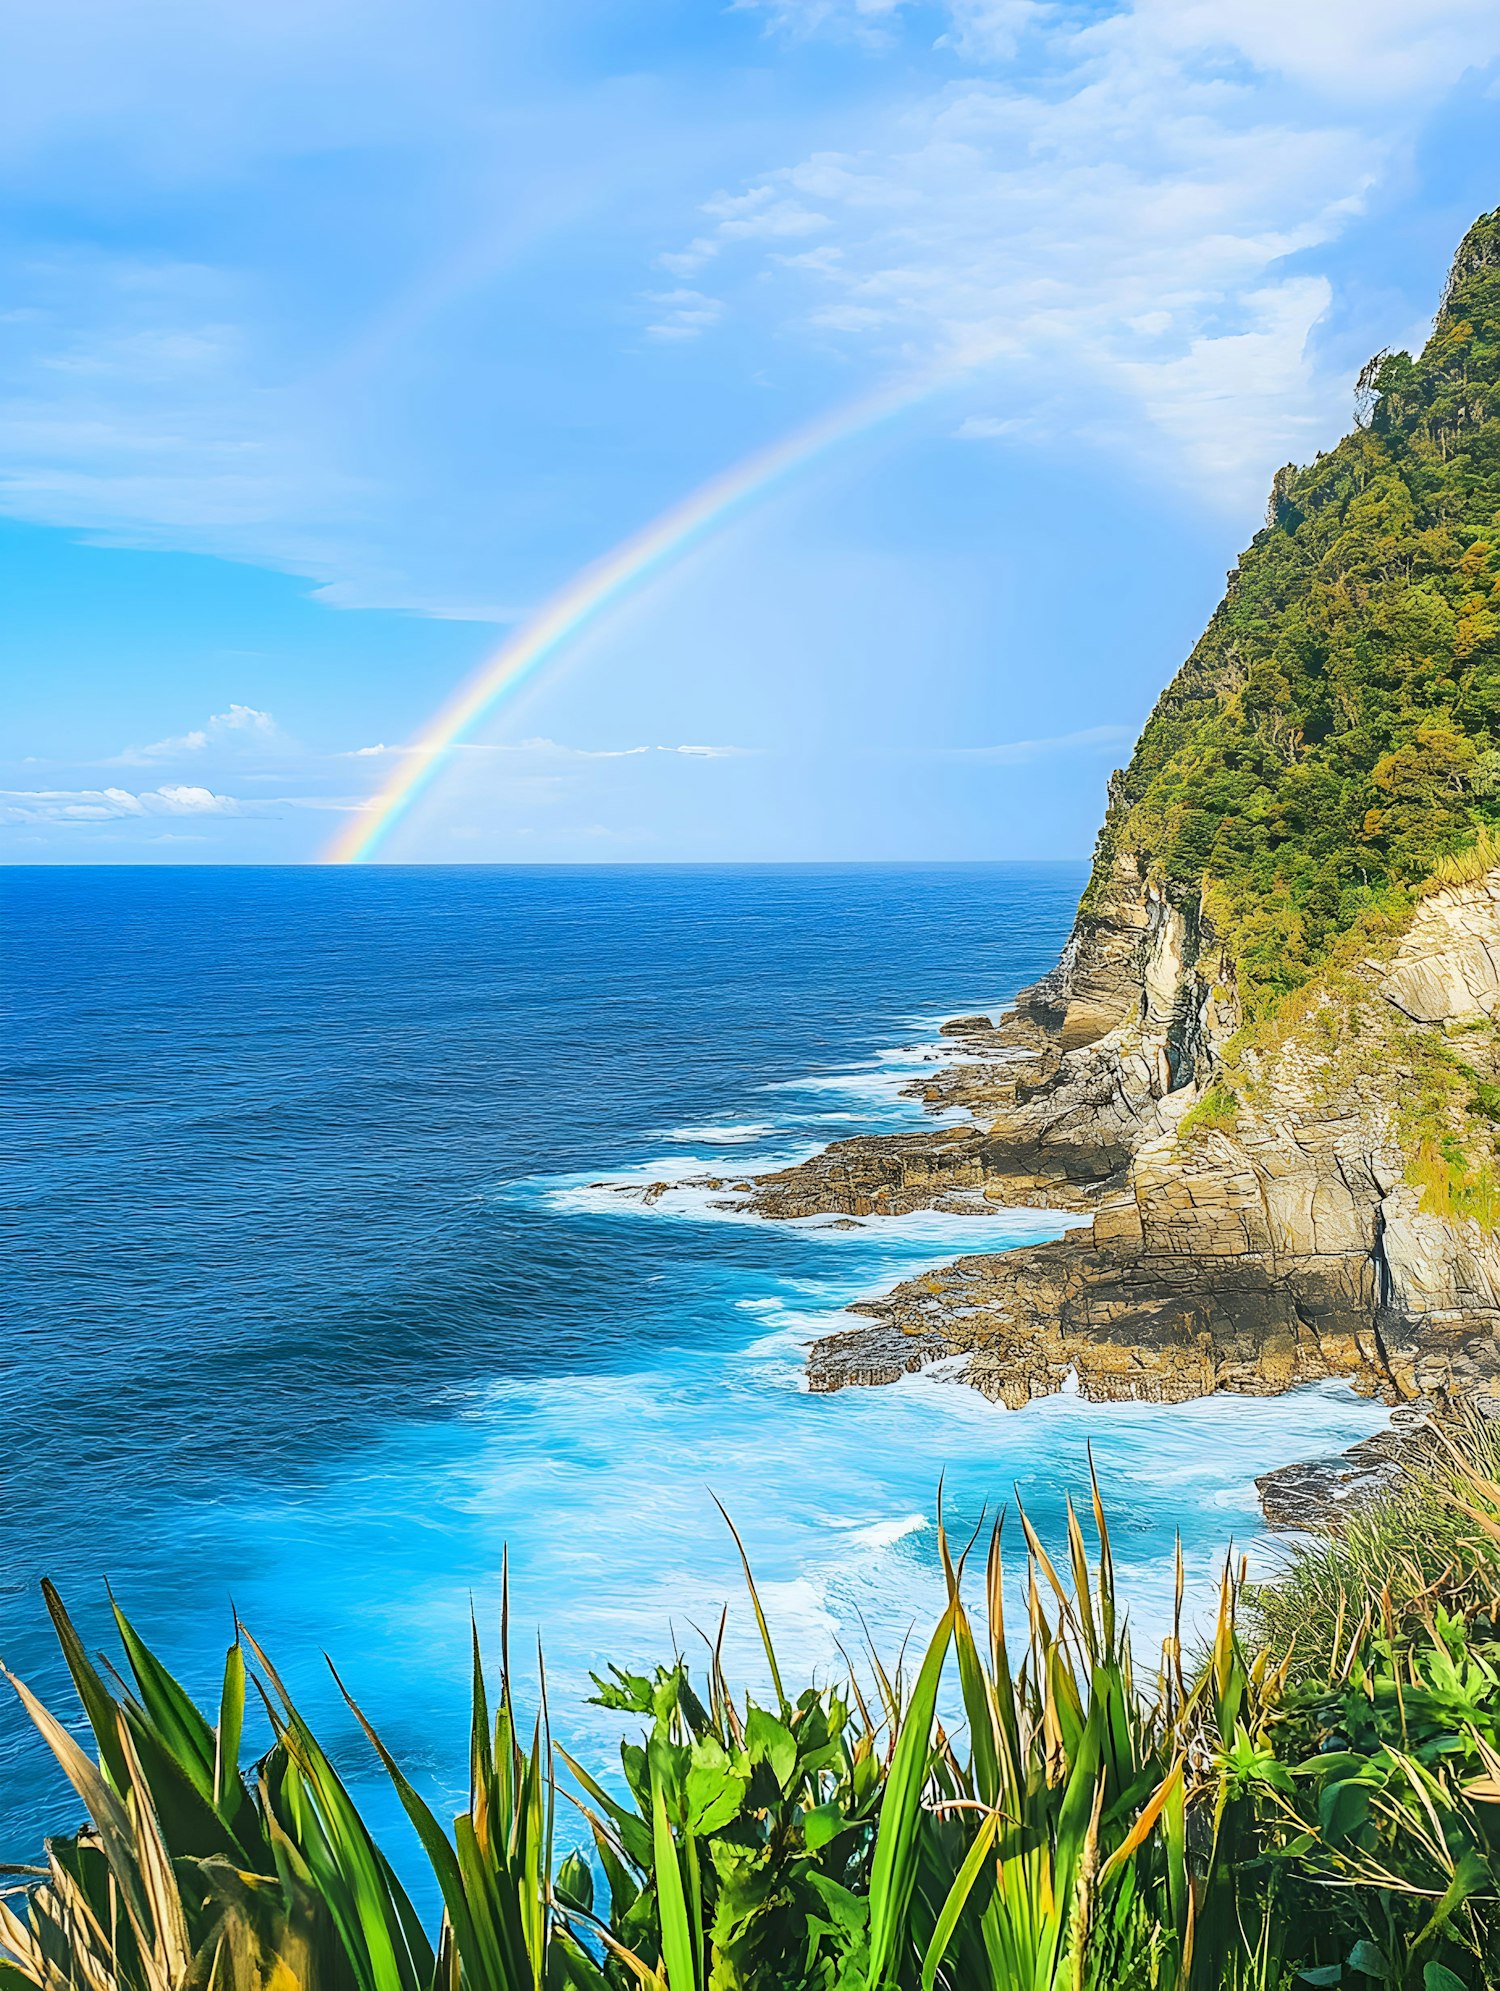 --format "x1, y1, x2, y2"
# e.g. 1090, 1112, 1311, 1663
753, 209, 1500, 1443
